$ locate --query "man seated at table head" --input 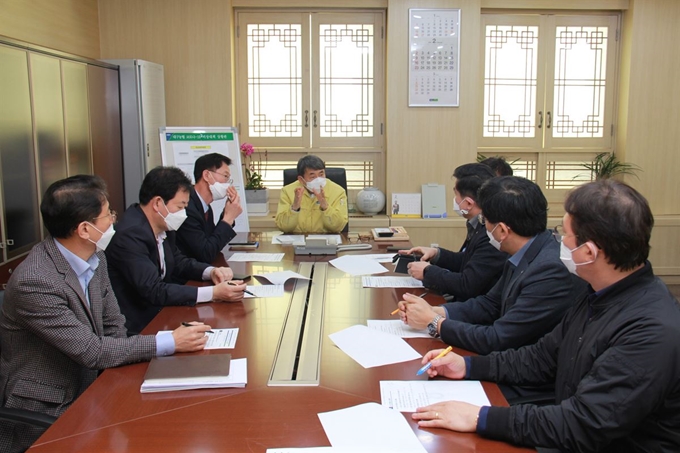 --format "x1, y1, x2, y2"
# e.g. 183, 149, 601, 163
399, 176, 585, 355
411, 179, 680, 452
480, 156, 513, 176
400, 163, 508, 301
106, 166, 246, 335
176, 153, 243, 263
0, 175, 211, 453
275, 154, 348, 234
